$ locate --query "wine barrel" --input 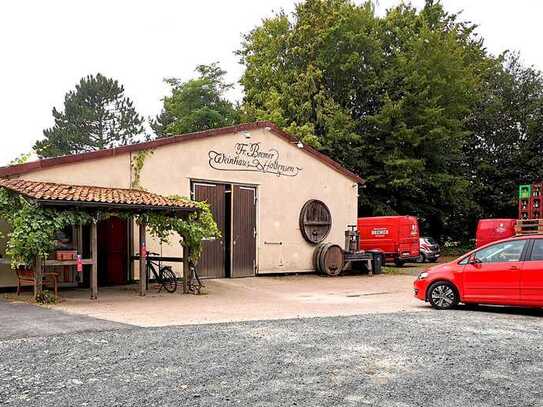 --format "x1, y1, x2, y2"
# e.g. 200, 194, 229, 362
314, 243, 345, 276
314, 242, 331, 272
299, 200, 332, 244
